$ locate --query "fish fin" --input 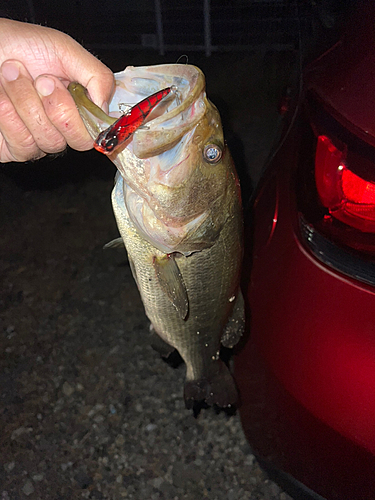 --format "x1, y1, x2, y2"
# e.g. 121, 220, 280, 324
184, 360, 238, 409
221, 290, 245, 348
149, 324, 183, 368
153, 253, 189, 320
103, 237, 124, 249
151, 337, 177, 359
149, 323, 175, 357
